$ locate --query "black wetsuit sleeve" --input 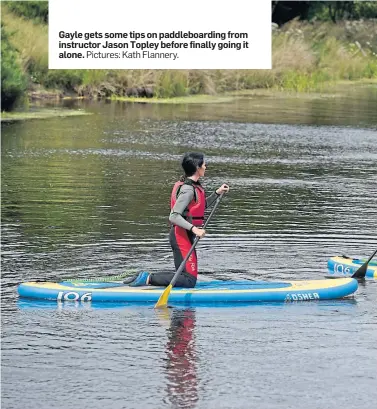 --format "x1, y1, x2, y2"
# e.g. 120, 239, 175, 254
169, 184, 195, 230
